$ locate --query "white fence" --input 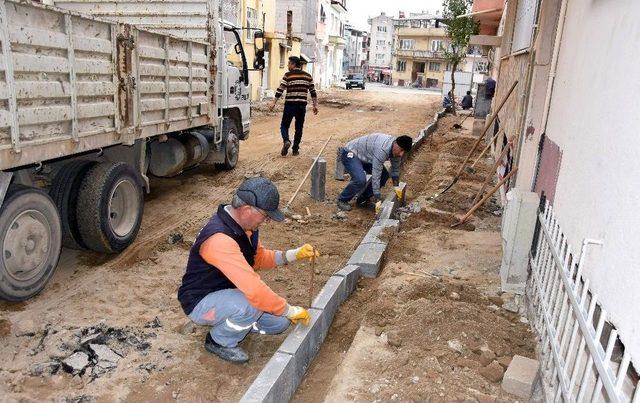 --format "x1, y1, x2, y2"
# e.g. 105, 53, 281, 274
528, 201, 639, 402
442, 71, 485, 98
